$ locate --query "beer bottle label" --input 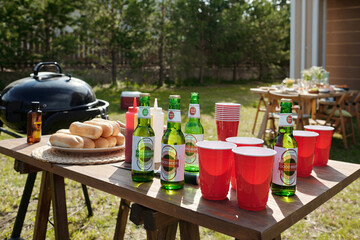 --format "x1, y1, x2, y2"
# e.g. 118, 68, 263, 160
184, 134, 203, 165
132, 136, 154, 172
167, 109, 181, 123
272, 146, 297, 186
138, 106, 151, 119
279, 113, 293, 127
161, 144, 185, 182
188, 104, 200, 118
